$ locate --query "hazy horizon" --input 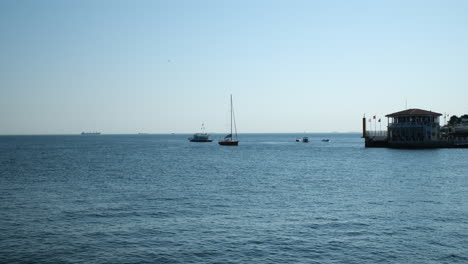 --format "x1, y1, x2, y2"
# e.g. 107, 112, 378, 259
0, 131, 363, 136
2, 0, 468, 135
